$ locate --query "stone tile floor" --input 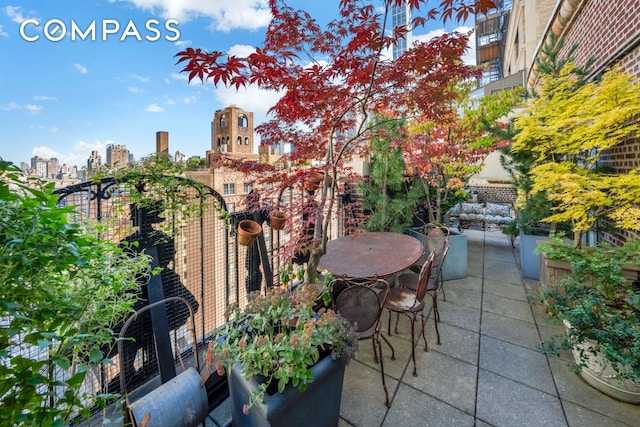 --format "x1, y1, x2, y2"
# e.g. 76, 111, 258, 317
209, 229, 640, 426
